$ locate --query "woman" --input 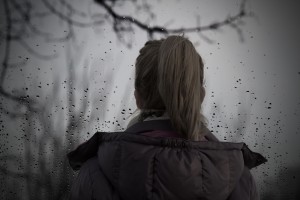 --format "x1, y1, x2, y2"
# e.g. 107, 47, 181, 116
67, 35, 267, 200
